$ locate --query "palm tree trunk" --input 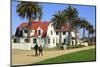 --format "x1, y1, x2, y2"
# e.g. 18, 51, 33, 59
92, 34, 94, 45
59, 30, 62, 48
88, 31, 90, 45
83, 27, 85, 41
27, 18, 31, 43
75, 27, 78, 46
68, 31, 72, 45
68, 23, 72, 46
